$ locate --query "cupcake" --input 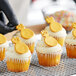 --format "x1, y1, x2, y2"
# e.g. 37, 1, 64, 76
6, 37, 31, 72
45, 17, 67, 46
0, 34, 7, 61
50, 10, 76, 31
13, 24, 36, 54
65, 23, 76, 58
36, 30, 62, 66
